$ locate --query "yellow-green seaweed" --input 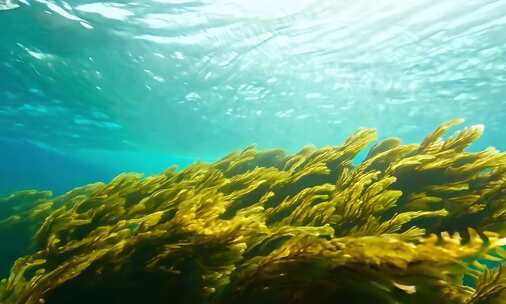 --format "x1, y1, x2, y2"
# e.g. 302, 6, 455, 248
1, 119, 506, 304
